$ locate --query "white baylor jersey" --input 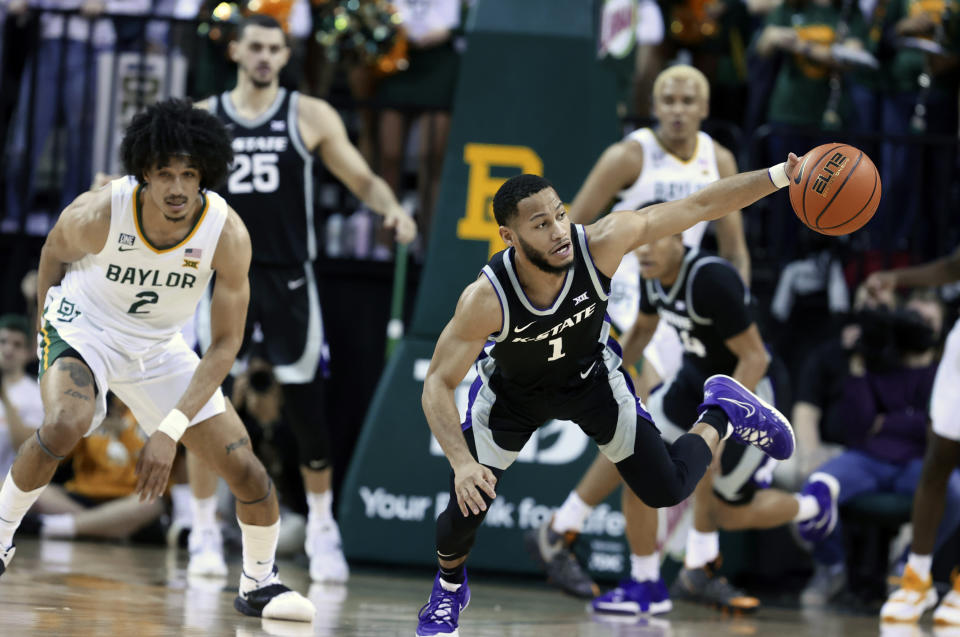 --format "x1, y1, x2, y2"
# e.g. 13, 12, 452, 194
613, 127, 720, 249
47, 177, 228, 356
